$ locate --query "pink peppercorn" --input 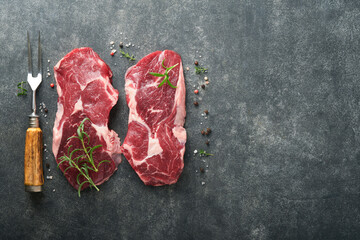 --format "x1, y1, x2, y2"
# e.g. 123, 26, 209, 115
194, 89, 199, 94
